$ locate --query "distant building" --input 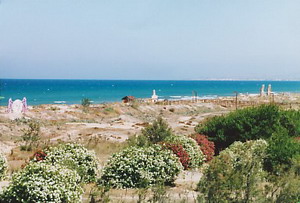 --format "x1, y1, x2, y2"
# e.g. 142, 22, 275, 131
122, 96, 135, 103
